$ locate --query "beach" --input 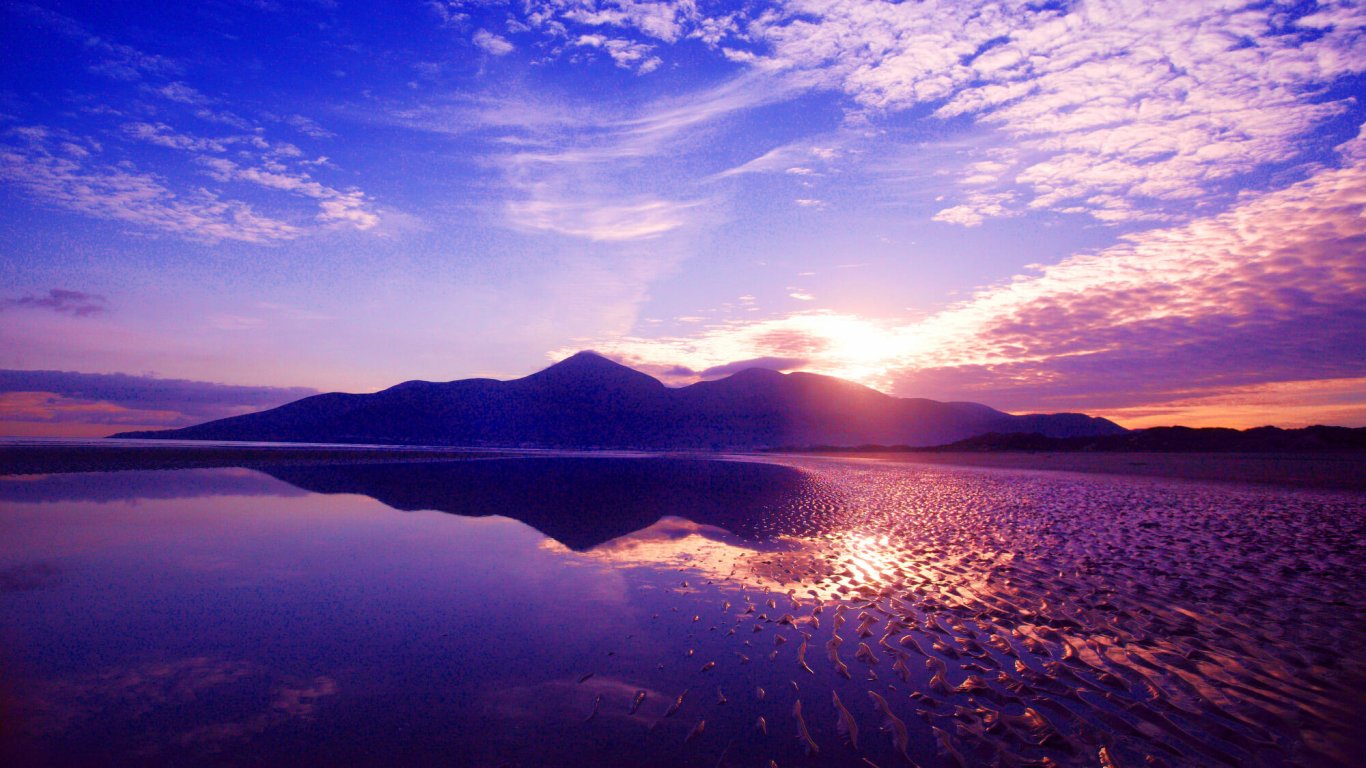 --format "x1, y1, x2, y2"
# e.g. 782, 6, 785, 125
811, 449, 1366, 491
